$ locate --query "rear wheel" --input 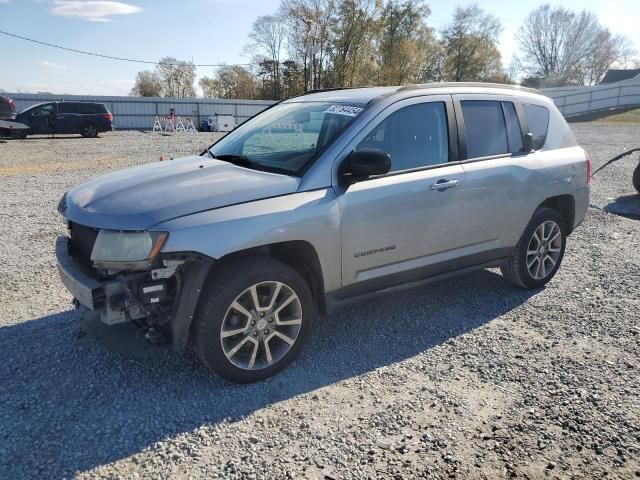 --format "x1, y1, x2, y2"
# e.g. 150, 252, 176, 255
192, 256, 315, 383
633, 163, 640, 194
501, 208, 567, 289
80, 123, 98, 138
